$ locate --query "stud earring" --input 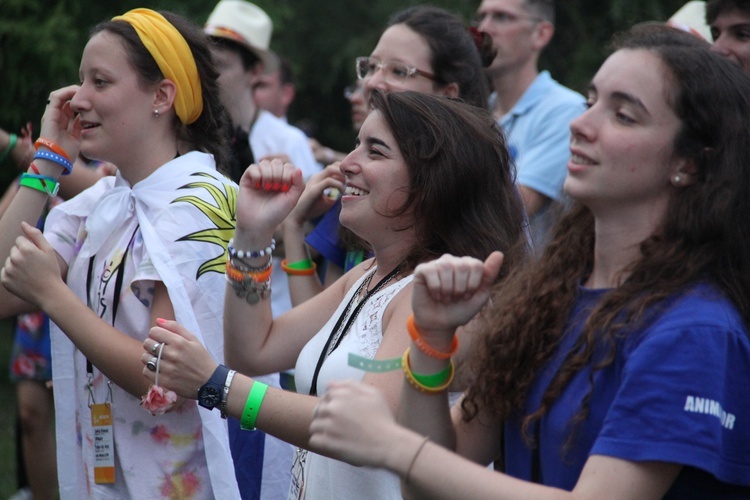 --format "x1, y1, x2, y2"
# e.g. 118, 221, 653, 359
153, 108, 160, 118
672, 174, 682, 185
